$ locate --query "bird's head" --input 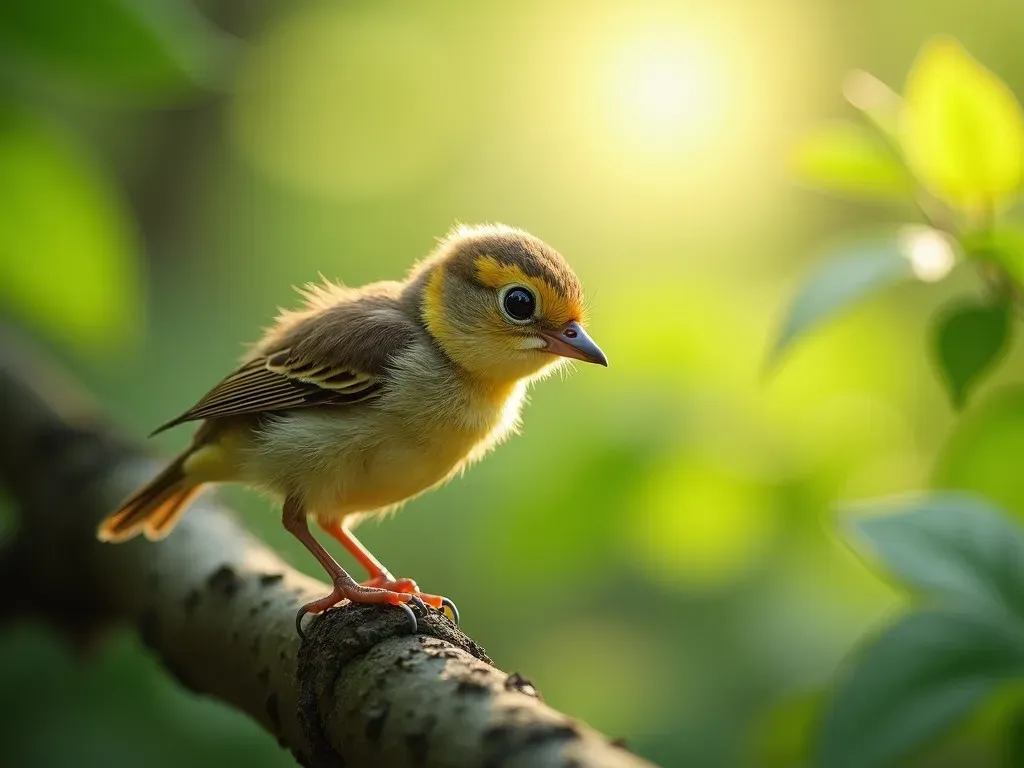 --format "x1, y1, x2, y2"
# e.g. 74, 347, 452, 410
413, 224, 607, 383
